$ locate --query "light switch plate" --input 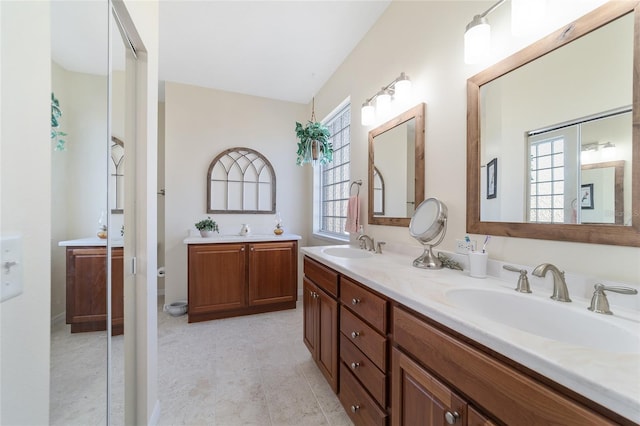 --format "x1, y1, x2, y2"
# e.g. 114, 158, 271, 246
1, 234, 23, 303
